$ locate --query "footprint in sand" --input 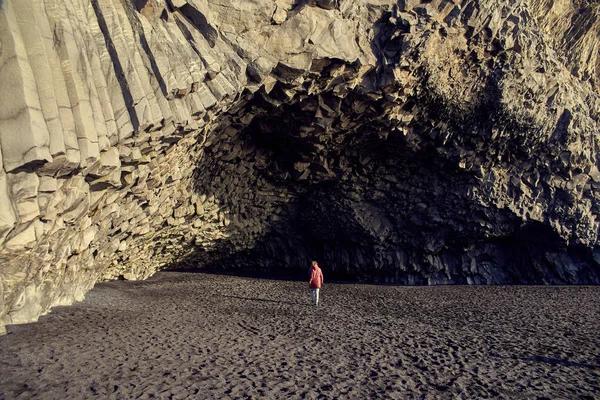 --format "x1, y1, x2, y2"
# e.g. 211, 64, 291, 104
237, 321, 260, 335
